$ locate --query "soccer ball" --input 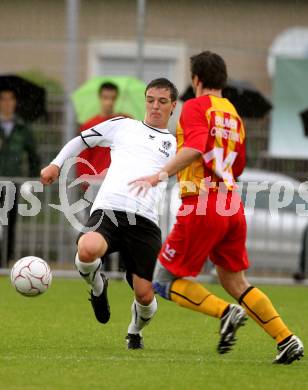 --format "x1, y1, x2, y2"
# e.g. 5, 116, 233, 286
10, 256, 52, 297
